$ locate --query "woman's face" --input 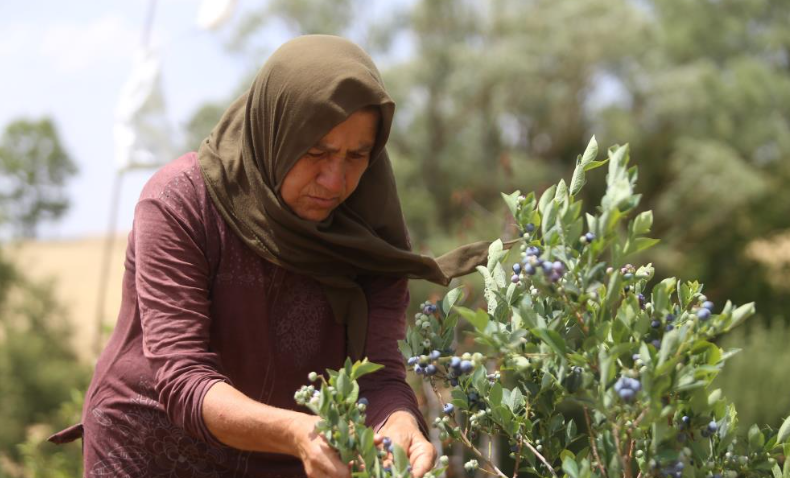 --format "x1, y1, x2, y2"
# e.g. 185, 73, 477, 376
281, 109, 379, 222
